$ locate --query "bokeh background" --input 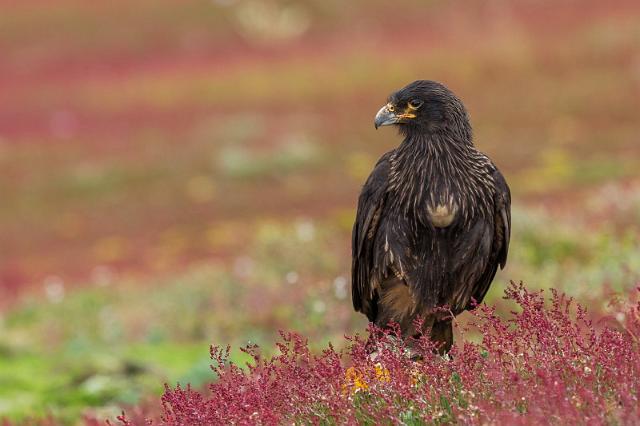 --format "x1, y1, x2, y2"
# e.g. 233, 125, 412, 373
1, 0, 639, 422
